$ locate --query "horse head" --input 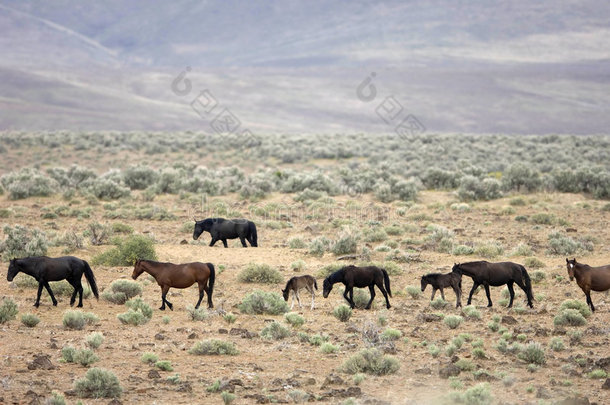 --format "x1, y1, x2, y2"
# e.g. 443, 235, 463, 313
281, 288, 289, 301
566, 258, 577, 281
420, 275, 429, 291
452, 263, 461, 273
6, 258, 18, 282
193, 218, 213, 240
322, 277, 333, 298
132, 259, 144, 280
